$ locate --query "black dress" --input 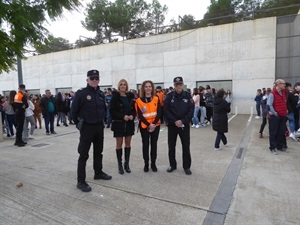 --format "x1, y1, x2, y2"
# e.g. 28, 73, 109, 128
110, 91, 136, 137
